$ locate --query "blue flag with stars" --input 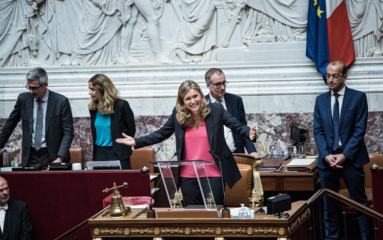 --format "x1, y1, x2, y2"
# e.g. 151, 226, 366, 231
306, 0, 329, 79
